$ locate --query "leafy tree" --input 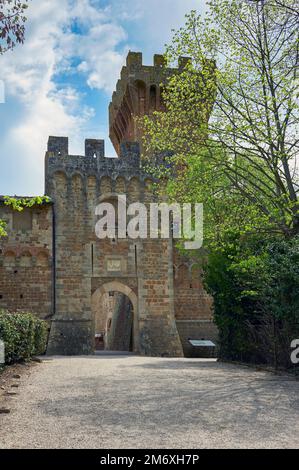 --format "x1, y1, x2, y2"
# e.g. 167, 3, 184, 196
141, 1, 299, 367
204, 234, 299, 366
0, 0, 29, 54
142, 0, 299, 243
